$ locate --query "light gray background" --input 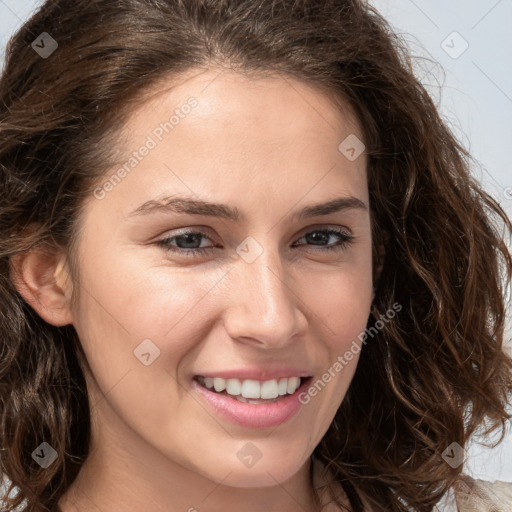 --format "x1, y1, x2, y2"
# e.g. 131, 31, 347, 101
1, 0, 511, 488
